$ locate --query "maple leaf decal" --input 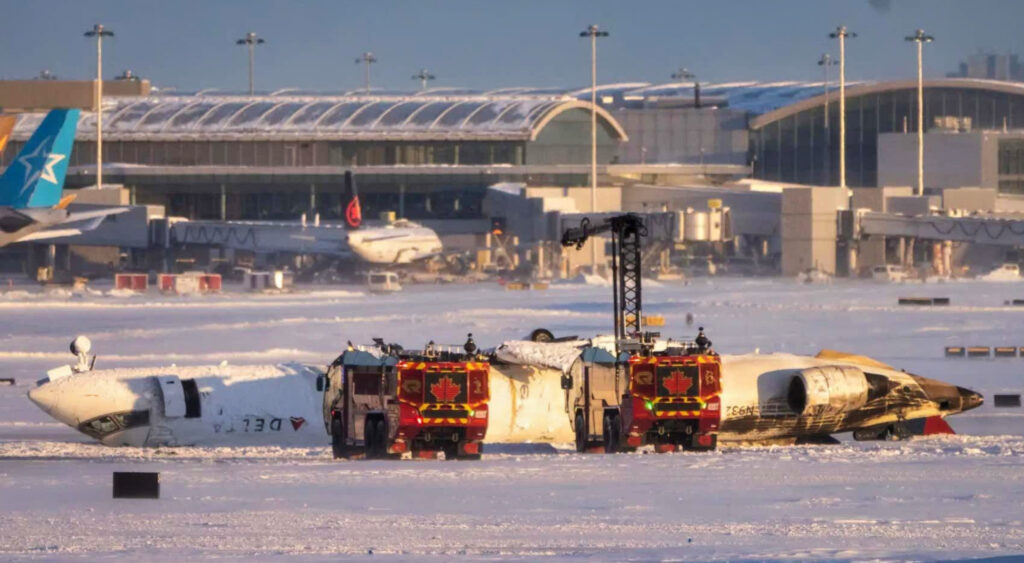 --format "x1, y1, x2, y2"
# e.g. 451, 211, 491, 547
662, 371, 693, 395
430, 375, 461, 403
